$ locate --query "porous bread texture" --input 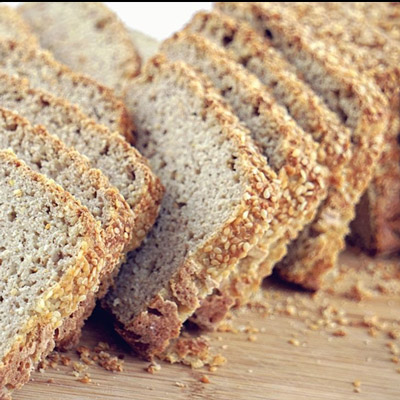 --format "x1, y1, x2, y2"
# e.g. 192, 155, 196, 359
0, 39, 134, 143
216, 2, 388, 289
0, 150, 104, 399
268, 2, 400, 256
0, 4, 38, 46
0, 72, 163, 253
104, 55, 280, 358
161, 31, 327, 329
129, 29, 160, 64
0, 107, 130, 350
19, 2, 141, 96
